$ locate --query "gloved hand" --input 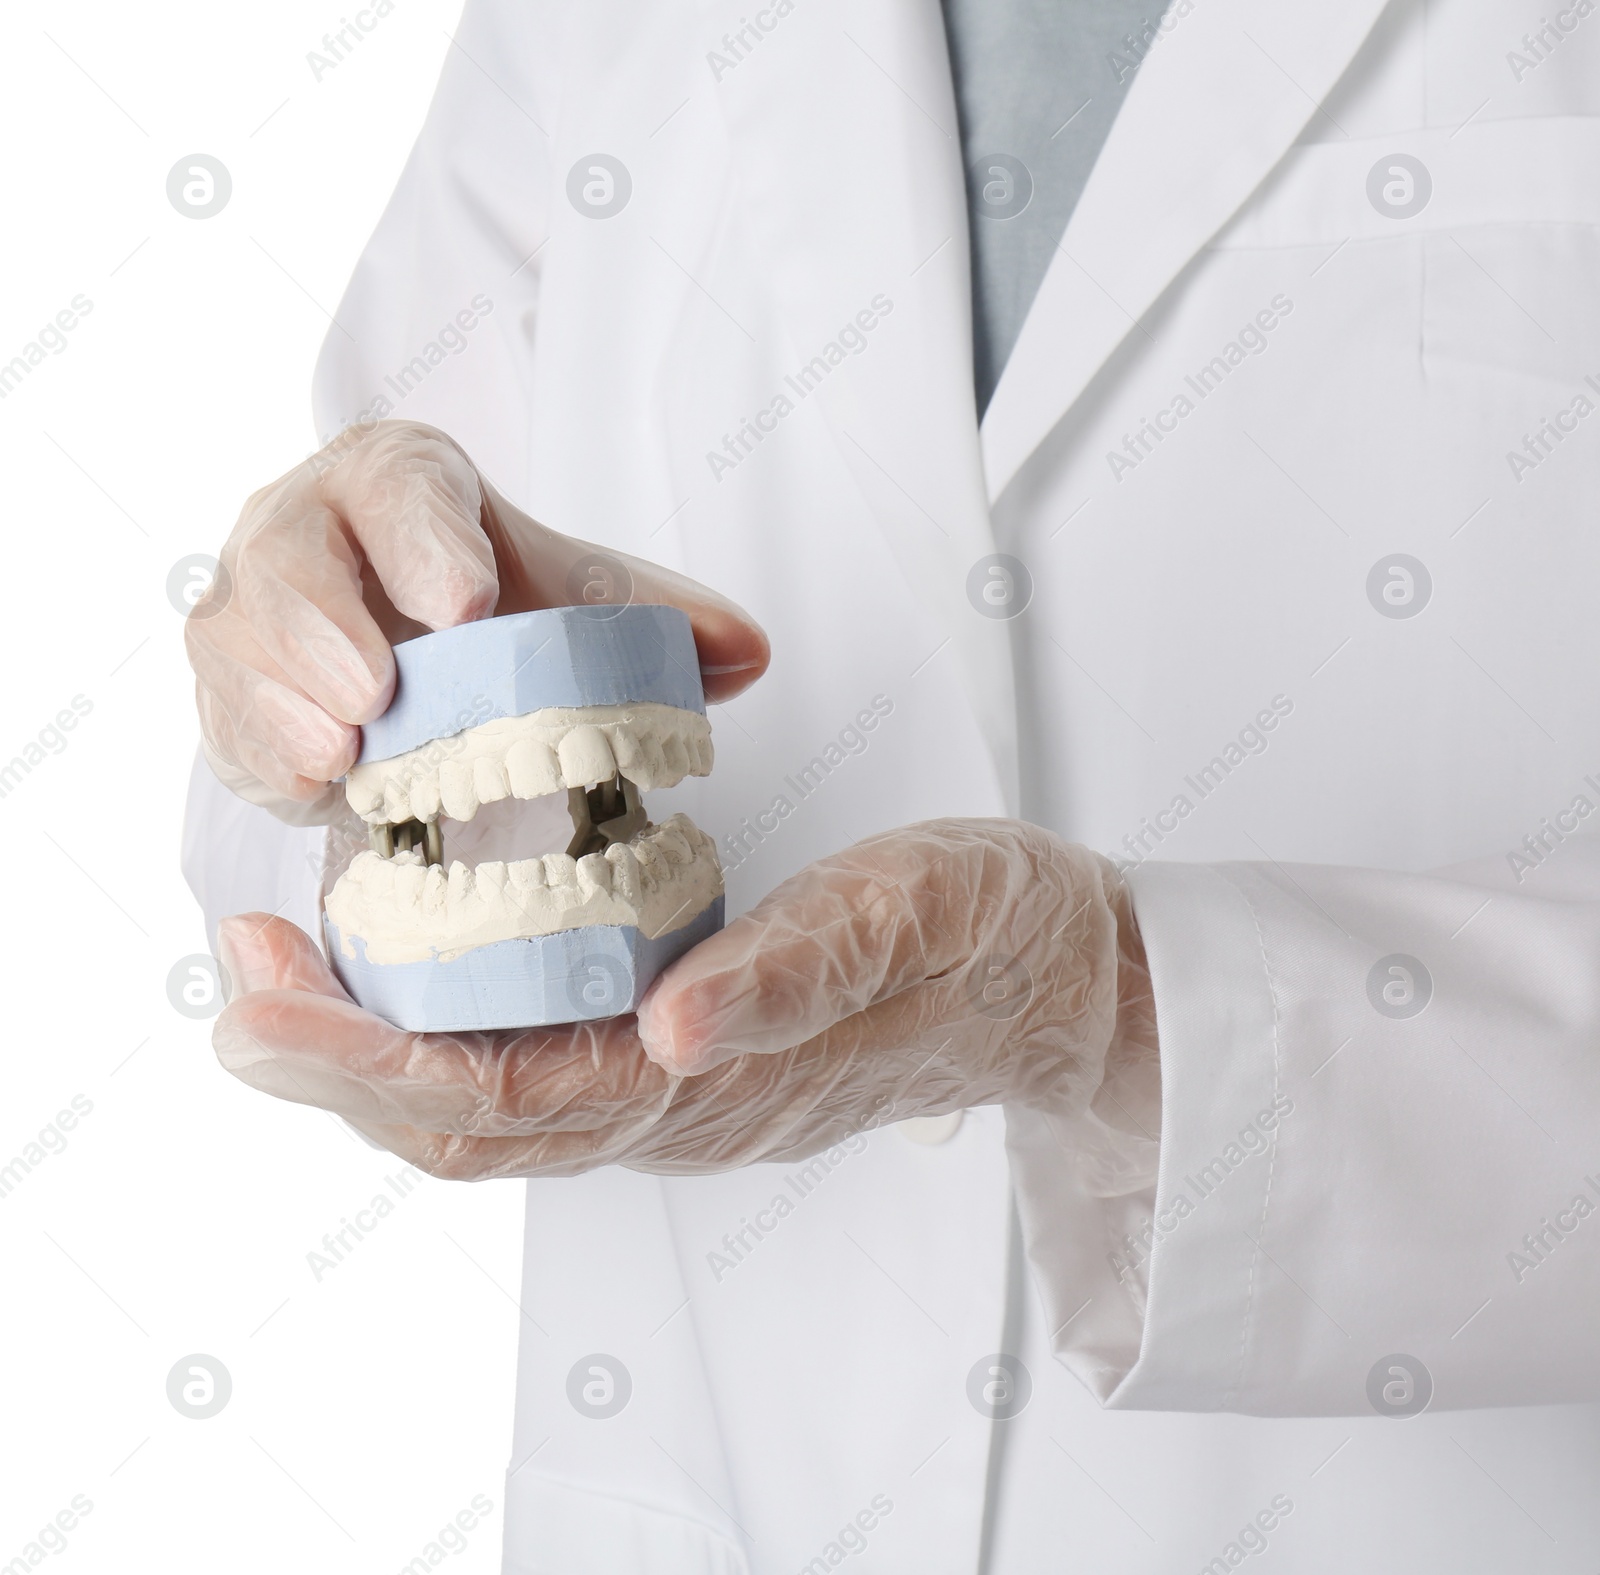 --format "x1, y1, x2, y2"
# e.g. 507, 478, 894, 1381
185, 419, 770, 823
212, 819, 1159, 1179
